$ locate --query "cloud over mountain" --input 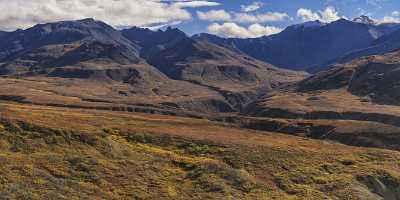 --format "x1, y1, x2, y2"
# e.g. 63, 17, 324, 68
197, 9, 289, 23
0, 0, 220, 31
380, 11, 400, 23
297, 6, 341, 23
207, 22, 282, 38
